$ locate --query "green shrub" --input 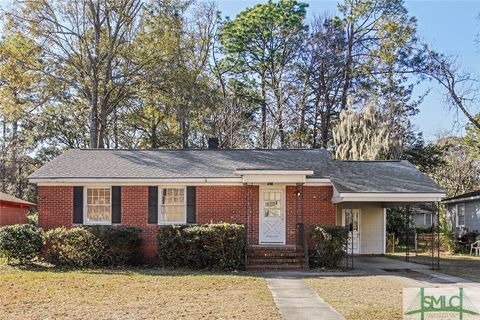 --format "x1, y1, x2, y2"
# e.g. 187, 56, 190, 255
44, 226, 143, 267
86, 226, 142, 265
44, 227, 103, 267
0, 224, 43, 264
157, 223, 245, 270
310, 225, 349, 268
